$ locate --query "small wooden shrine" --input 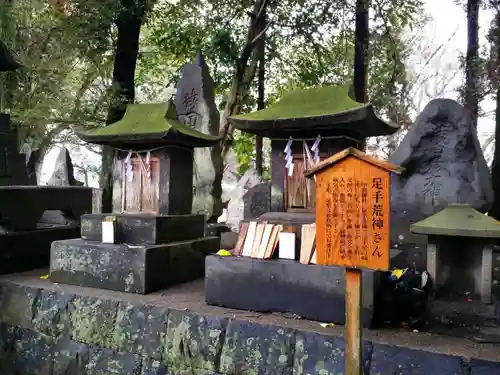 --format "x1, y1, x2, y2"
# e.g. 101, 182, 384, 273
51, 95, 222, 294
228, 84, 400, 213
411, 204, 500, 304
76, 100, 220, 215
